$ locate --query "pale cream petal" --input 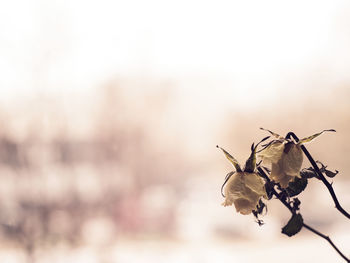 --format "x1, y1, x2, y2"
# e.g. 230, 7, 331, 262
282, 144, 303, 175
270, 162, 282, 182
234, 198, 256, 215
259, 141, 284, 164
243, 172, 267, 198
224, 173, 244, 199
222, 172, 266, 214
221, 198, 233, 207
278, 174, 295, 188
270, 159, 300, 188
